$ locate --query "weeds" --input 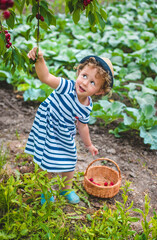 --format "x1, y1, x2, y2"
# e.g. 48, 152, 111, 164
0, 145, 8, 171
0, 158, 156, 239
